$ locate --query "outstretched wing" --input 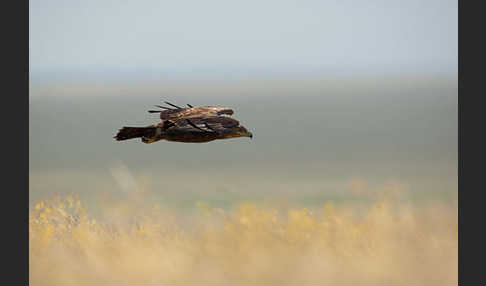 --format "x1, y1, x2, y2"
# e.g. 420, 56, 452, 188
160, 116, 240, 135
149, 101, 234, 120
